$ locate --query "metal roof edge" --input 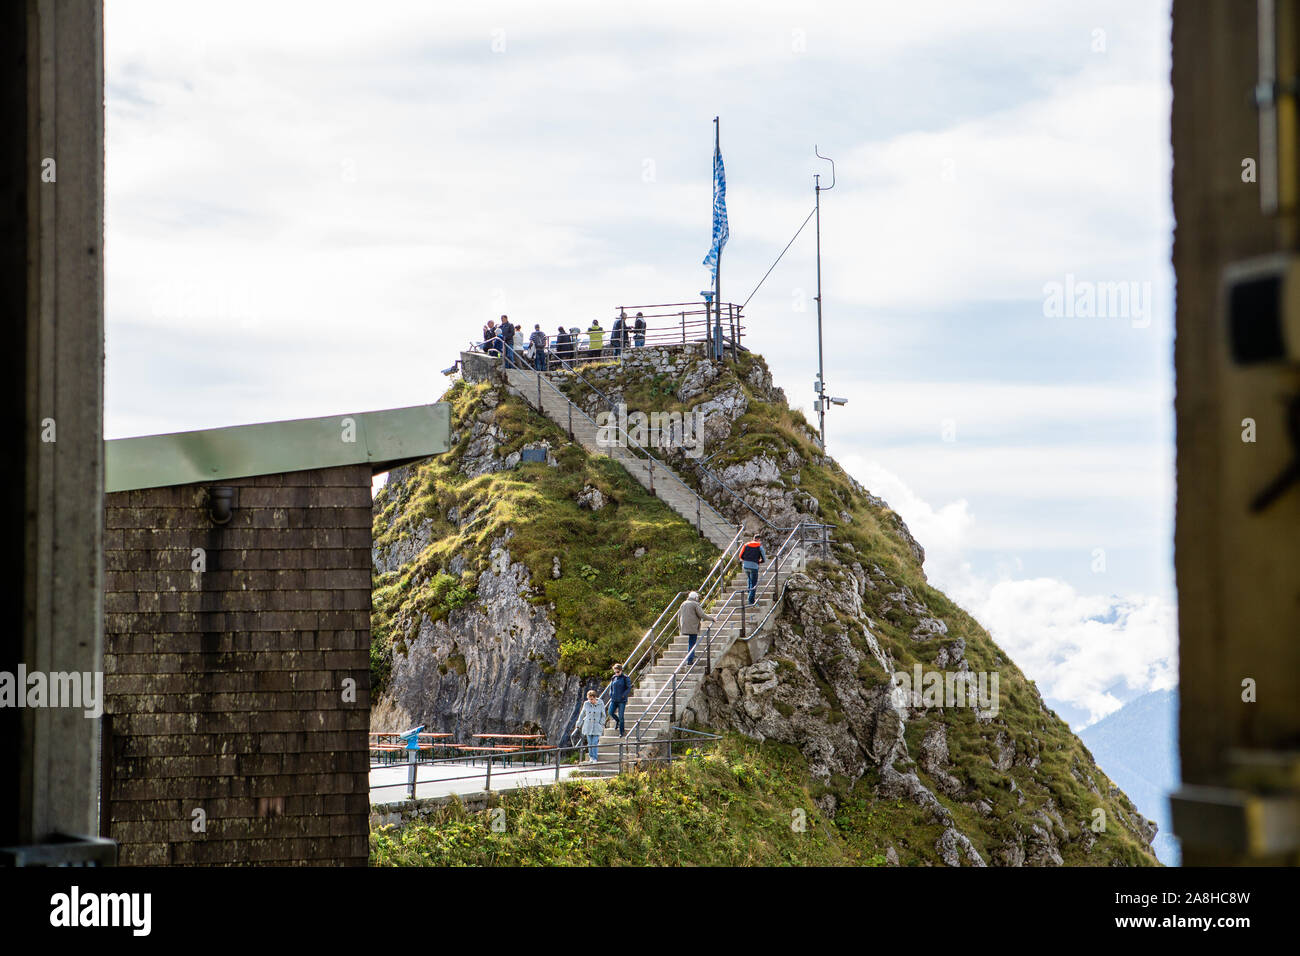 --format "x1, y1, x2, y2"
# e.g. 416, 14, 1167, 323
106, 403, 451, 493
